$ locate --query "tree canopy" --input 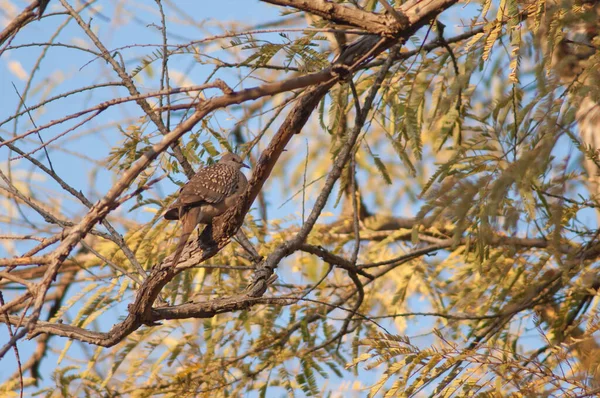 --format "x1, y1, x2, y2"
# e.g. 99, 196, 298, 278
1, 0, 600, 396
